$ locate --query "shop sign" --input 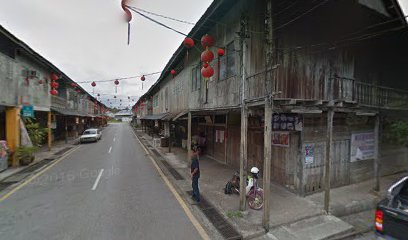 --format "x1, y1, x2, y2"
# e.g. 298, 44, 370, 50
272, 131, 290, 147
350, 132, 375, 162
21, 105, 34, 118
75, 117, 79, 124
272, 113, 303, 131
